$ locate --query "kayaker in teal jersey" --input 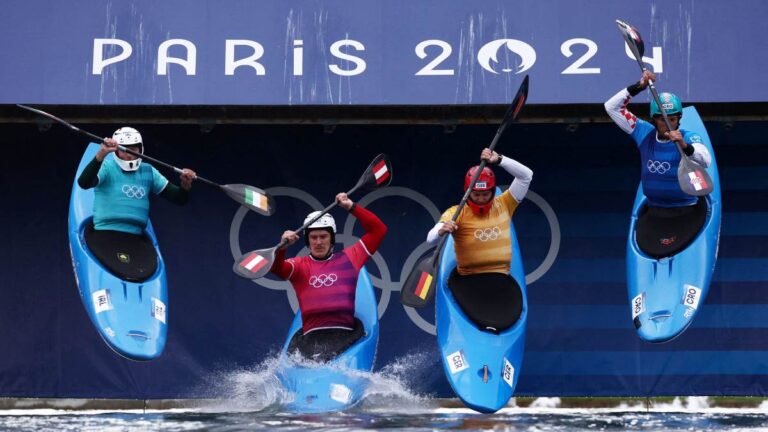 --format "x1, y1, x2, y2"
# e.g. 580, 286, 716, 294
77, 127, 196, 235
76, 127, 196, 279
